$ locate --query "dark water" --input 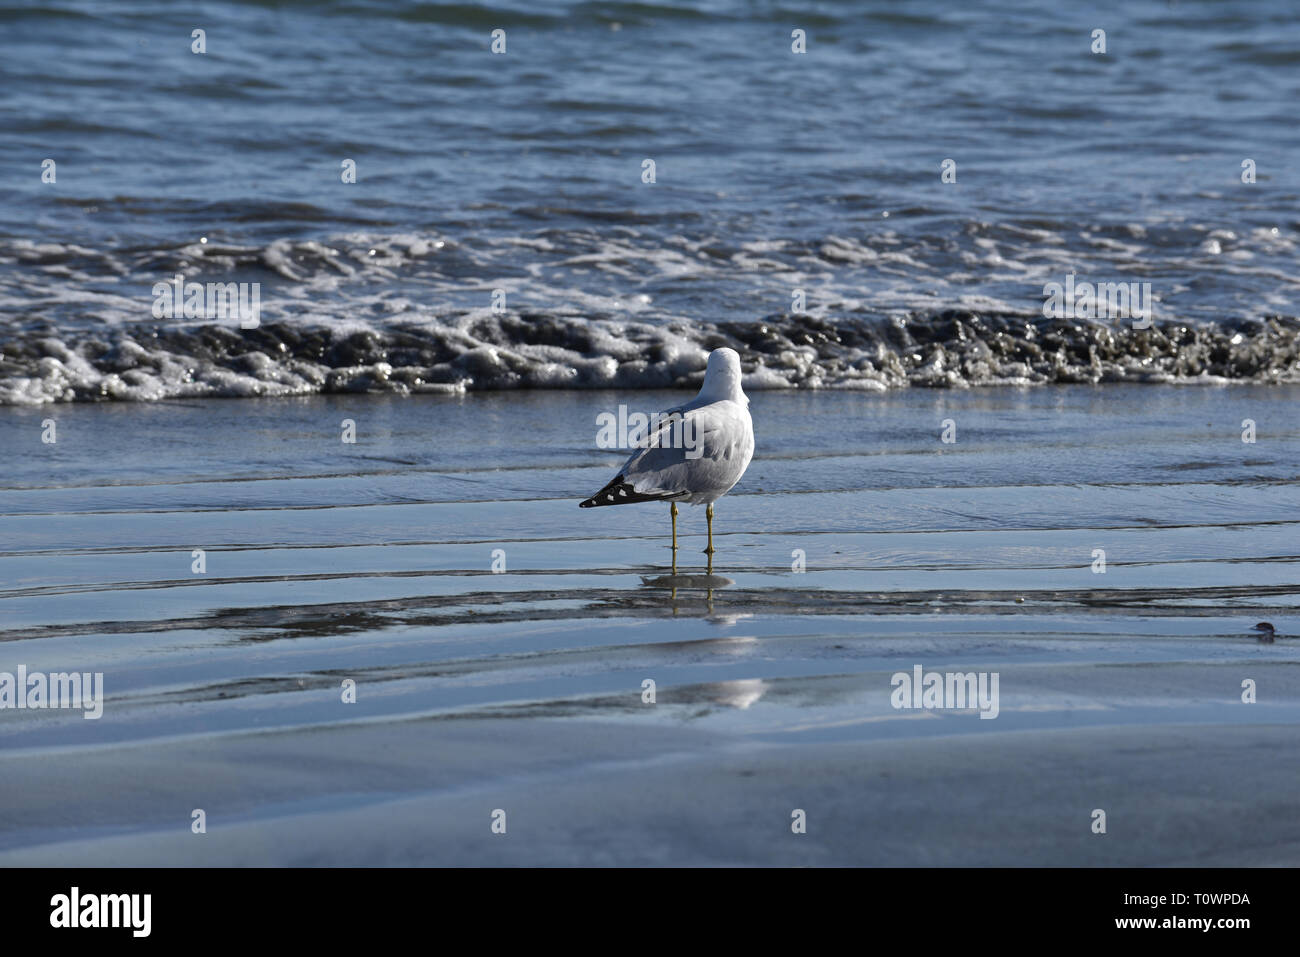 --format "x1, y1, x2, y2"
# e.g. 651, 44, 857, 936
3, 0, 1299, 402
